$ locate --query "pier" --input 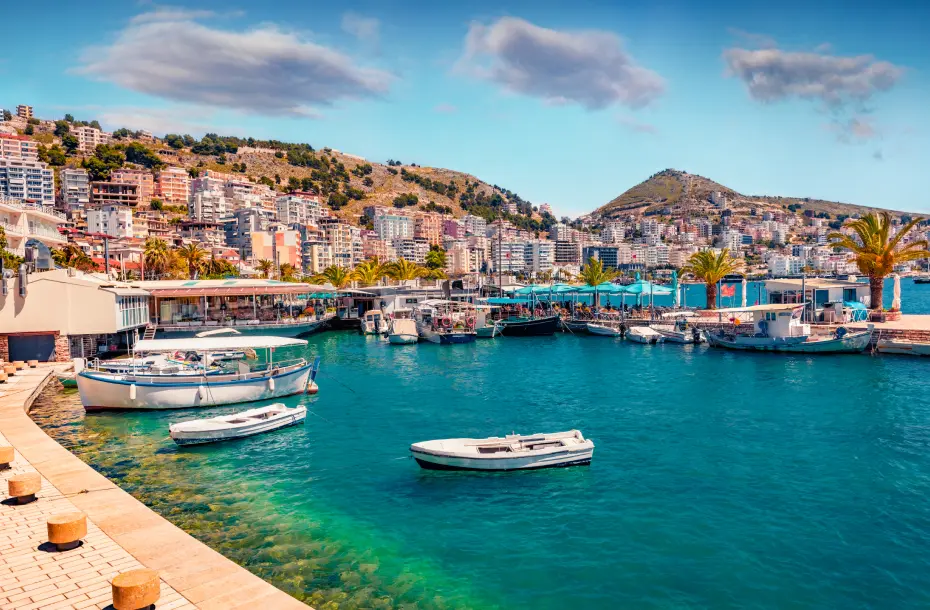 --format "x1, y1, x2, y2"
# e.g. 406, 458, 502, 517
0, 365, 311, 610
